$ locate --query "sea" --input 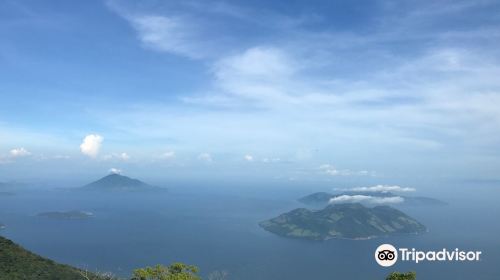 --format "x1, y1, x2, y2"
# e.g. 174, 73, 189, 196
1, 181, 499, 280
